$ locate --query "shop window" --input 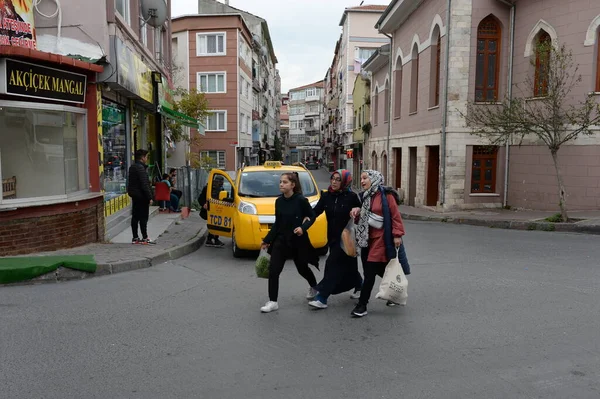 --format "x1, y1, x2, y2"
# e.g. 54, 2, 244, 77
0, 104, 87, 201
471, 146, 497, 193
201, 151, 226, 170
102, 99, 128, 200
475, 16, 501, 102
